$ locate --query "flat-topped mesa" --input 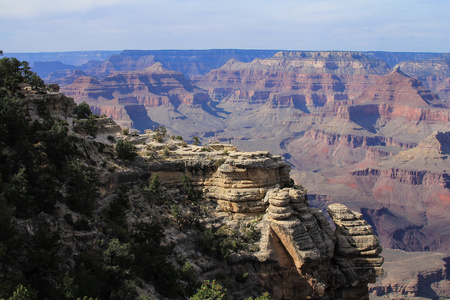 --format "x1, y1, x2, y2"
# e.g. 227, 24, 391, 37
216, 51, 390, 76
62, 62, 206, 105
398, 55, 450, 102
